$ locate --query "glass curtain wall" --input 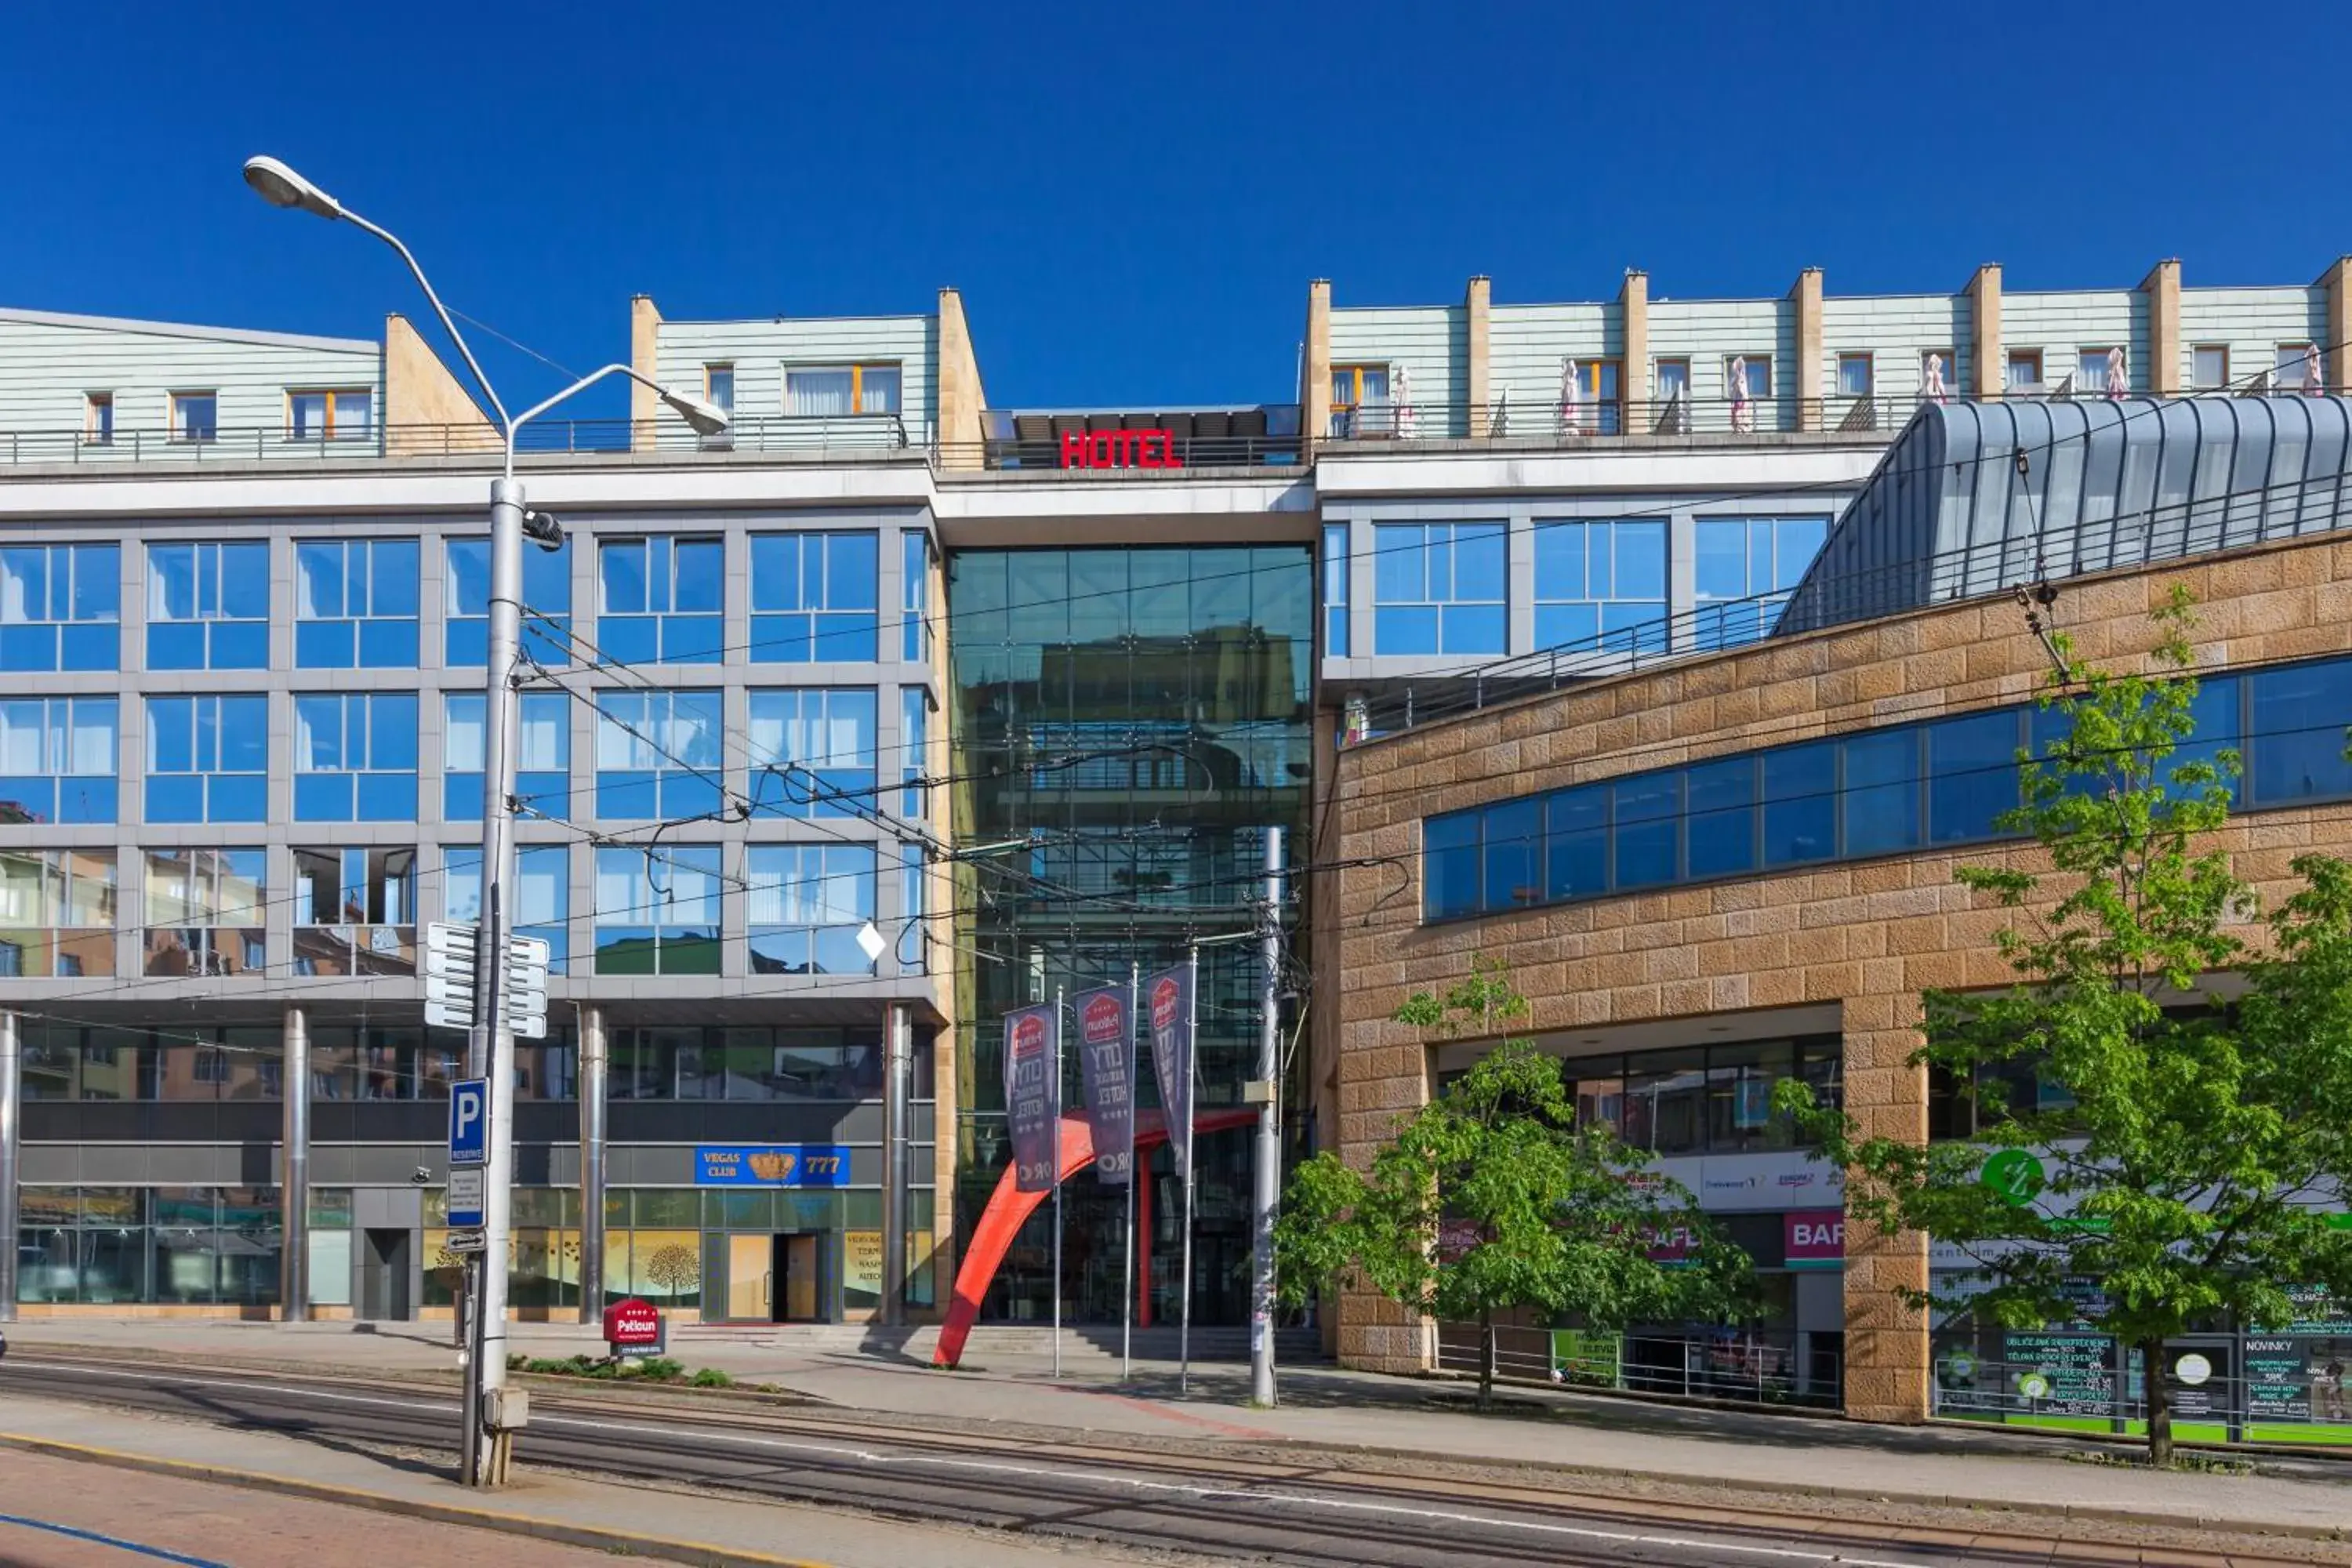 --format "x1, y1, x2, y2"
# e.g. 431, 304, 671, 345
947, 546, 1312, 1327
